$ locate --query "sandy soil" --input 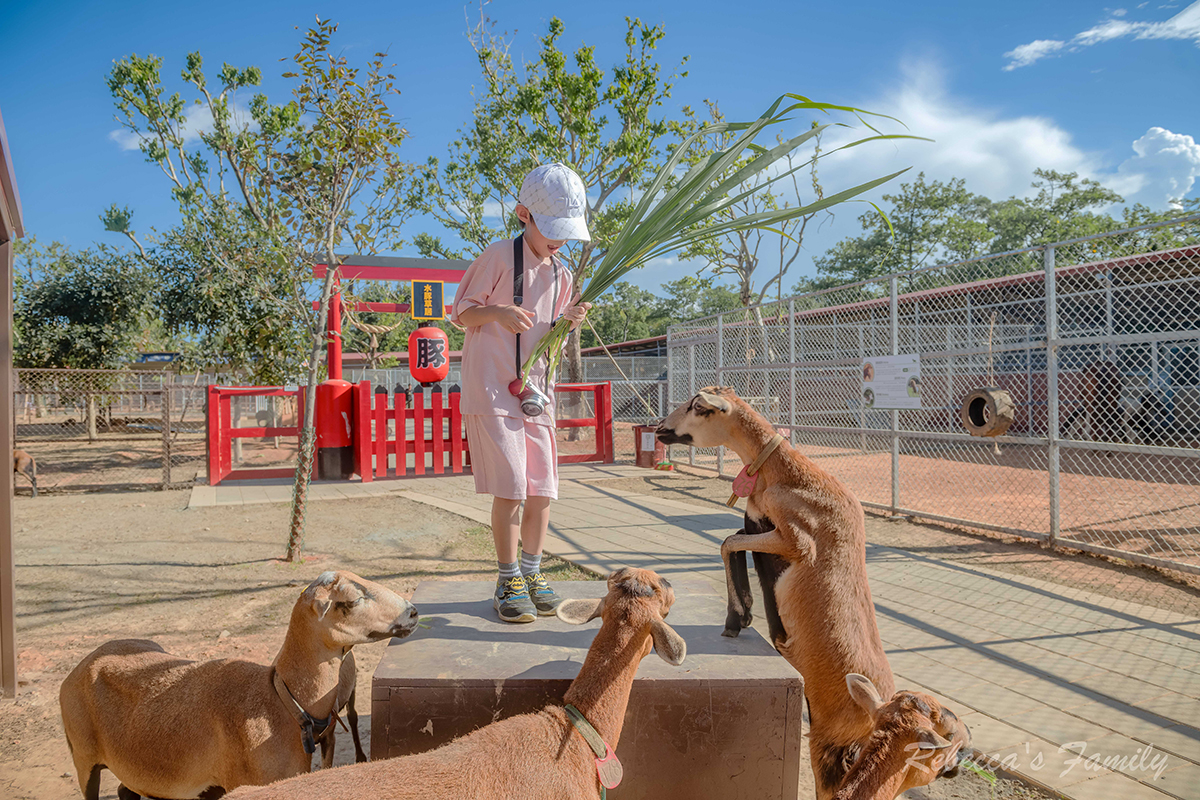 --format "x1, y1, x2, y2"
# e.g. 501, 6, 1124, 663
2, 490, 588, 800
1, 482, 1053, 800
